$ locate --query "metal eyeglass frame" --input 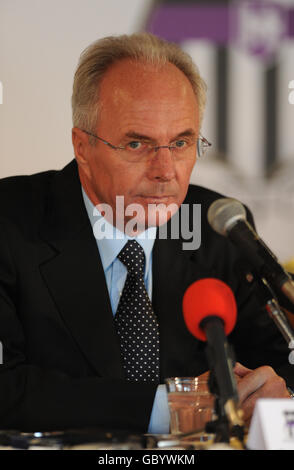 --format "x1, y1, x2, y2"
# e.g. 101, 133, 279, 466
81, 129, 212, 158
